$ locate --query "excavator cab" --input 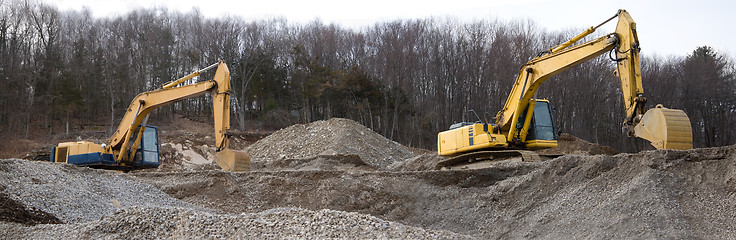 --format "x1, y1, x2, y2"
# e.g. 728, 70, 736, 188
515, 99, 558, 149
131, 126, 161, 168
525, 101, 557, 142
